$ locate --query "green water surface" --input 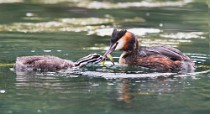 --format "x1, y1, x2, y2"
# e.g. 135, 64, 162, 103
0, 0, 210, 114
